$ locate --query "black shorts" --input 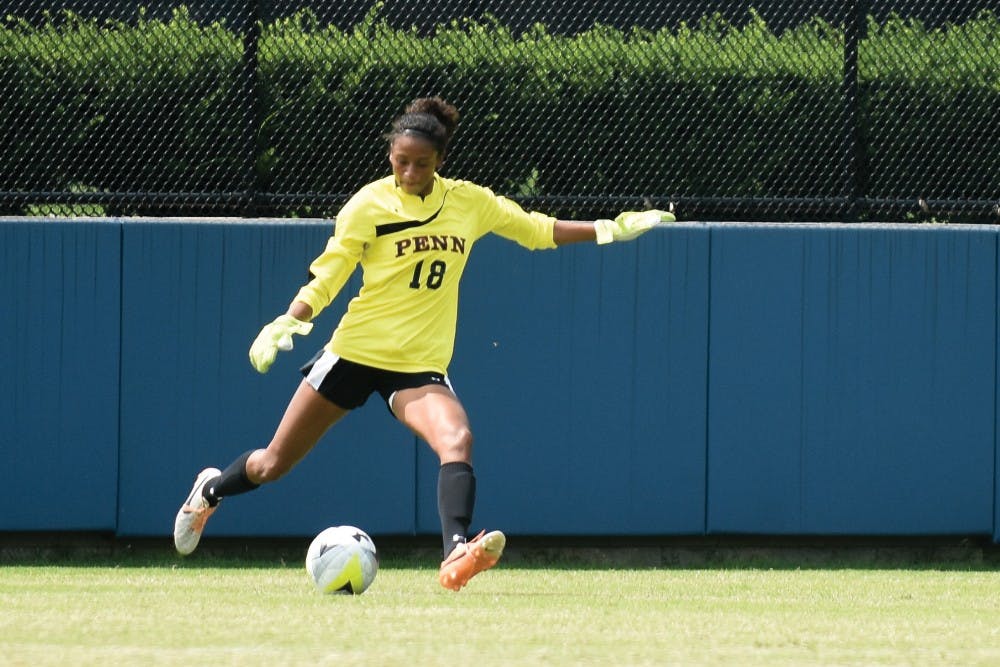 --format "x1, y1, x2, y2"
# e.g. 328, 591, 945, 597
300, 349, 453, 411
